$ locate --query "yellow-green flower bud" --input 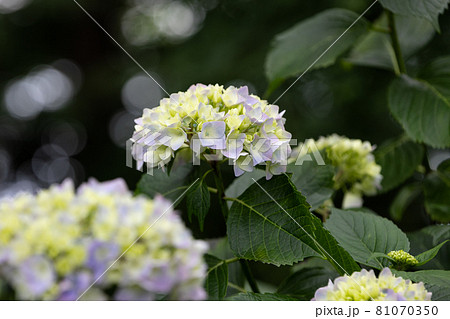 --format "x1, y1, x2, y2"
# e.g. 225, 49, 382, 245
388, 250, 419, 269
